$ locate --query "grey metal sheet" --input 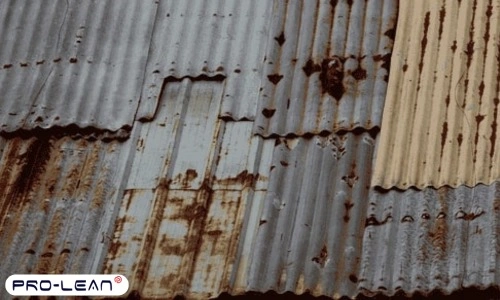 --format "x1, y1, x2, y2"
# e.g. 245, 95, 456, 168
246, 133, 376, 298
137, 0, 273, 122
0, 0, 157, 135
253, 0, 398, 137
359, 183, 500, 297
